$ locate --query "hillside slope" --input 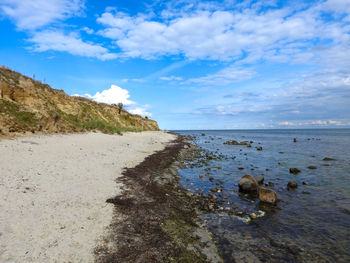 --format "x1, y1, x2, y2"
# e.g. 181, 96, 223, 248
0, 66, 159, 138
